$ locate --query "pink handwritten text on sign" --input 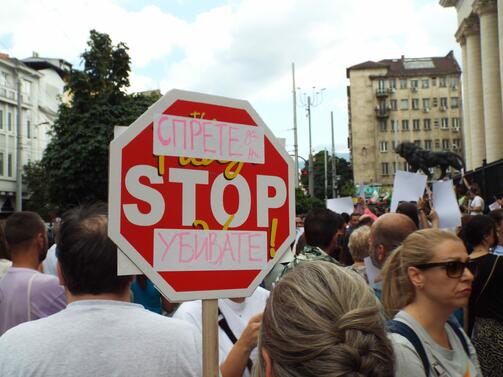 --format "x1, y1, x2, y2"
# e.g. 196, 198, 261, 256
153, 229, 267, 271
153, 114, 265, 163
